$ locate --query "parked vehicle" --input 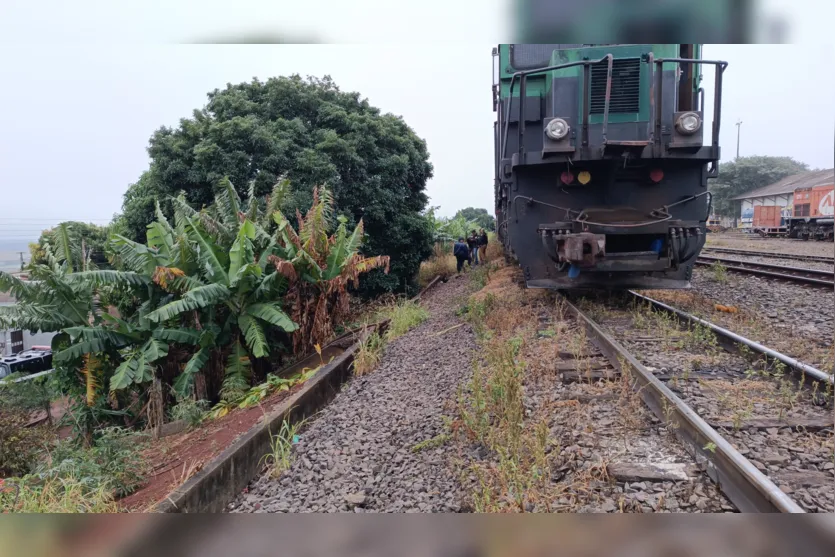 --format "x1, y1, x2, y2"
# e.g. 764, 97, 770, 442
0, 348, 53, 380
